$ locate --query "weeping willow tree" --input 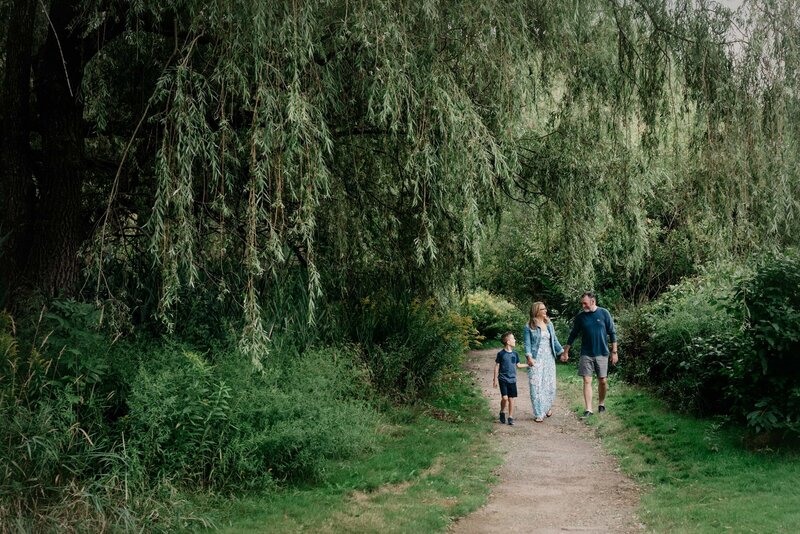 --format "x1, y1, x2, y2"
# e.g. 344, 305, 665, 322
79, 0, 540, 365
479, 0, 800, 303
2, 0, 798, 359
